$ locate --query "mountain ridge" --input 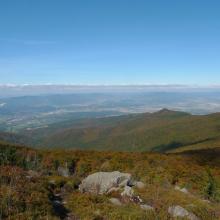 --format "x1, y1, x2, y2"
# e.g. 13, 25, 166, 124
18, 109, 220, 152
